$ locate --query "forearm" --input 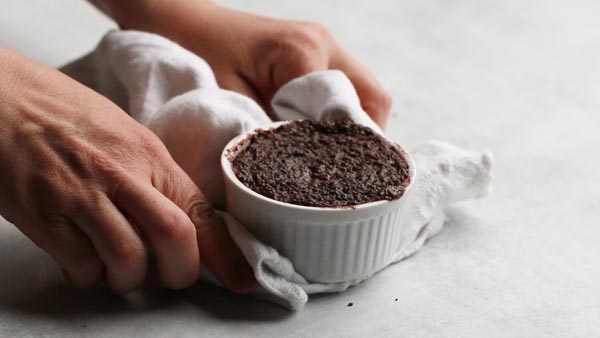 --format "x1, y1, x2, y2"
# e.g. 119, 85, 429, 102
88, 0, 217, 31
